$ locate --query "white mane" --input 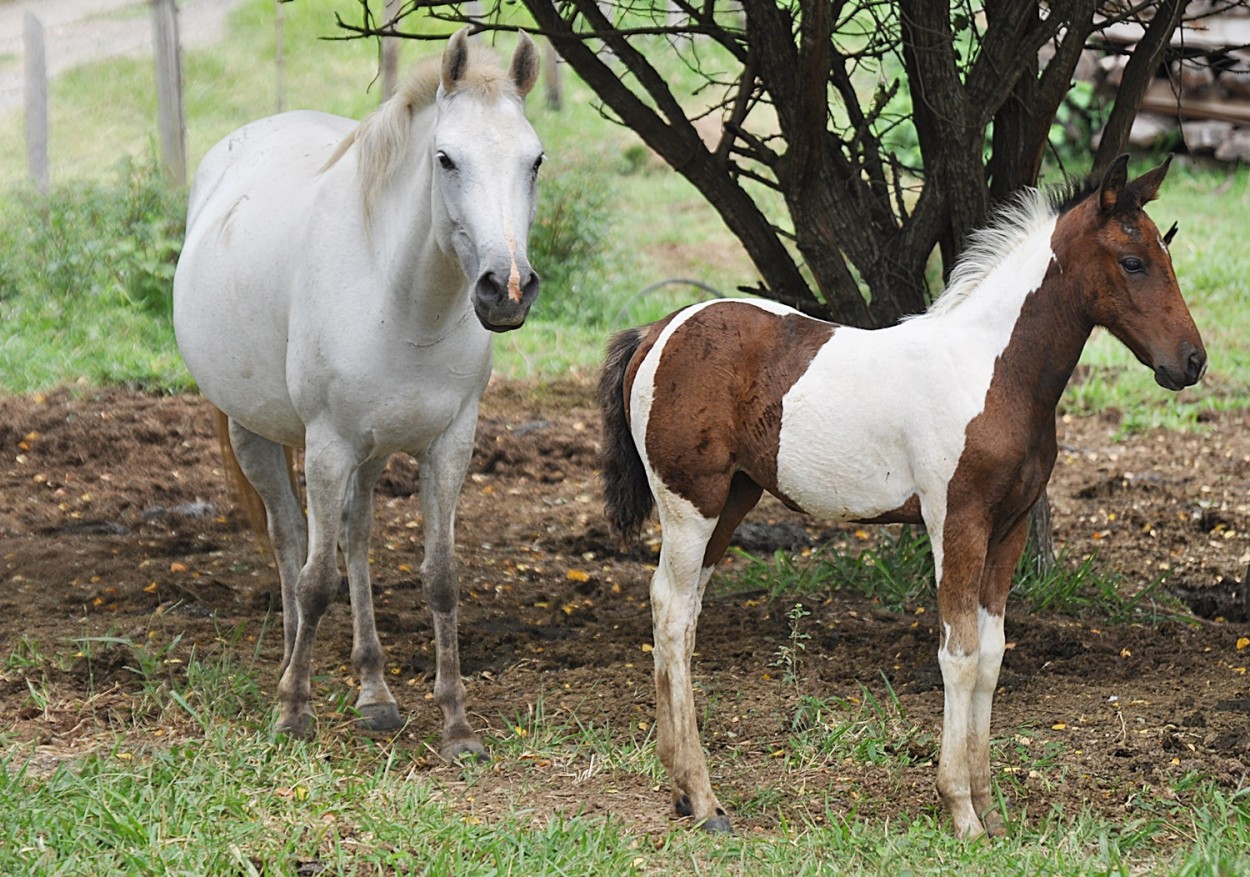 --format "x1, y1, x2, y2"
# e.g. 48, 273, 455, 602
922, 187, 1060, 318
323, 46, 514, 218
